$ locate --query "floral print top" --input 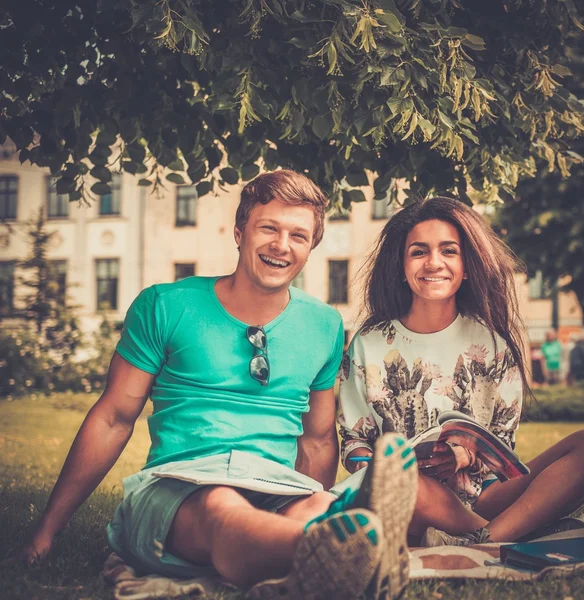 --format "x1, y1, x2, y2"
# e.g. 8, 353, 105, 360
338, 315, 523, 506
